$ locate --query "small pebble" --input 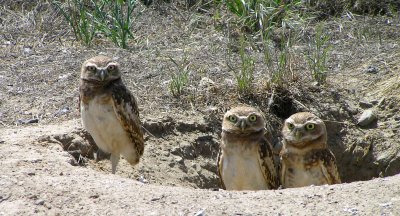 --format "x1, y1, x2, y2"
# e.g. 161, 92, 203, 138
54, 107, 70, 116
357, 109, 377, 127
174, 156, 184, 164
35, 199, 45, 205
199, 77, 215, 88
17, 118, 39, 124
137, 175, 148, 184
150, 197, 162, 201
359, 100, 373, 109
364, 65, 378, 74
89, 195, 99, 199
194, 209, 206, 216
